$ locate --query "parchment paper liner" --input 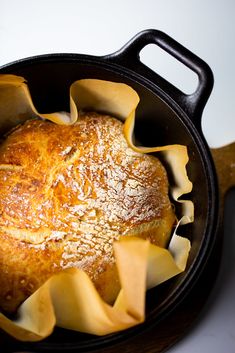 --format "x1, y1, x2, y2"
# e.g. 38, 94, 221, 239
0, 75, 193, 341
